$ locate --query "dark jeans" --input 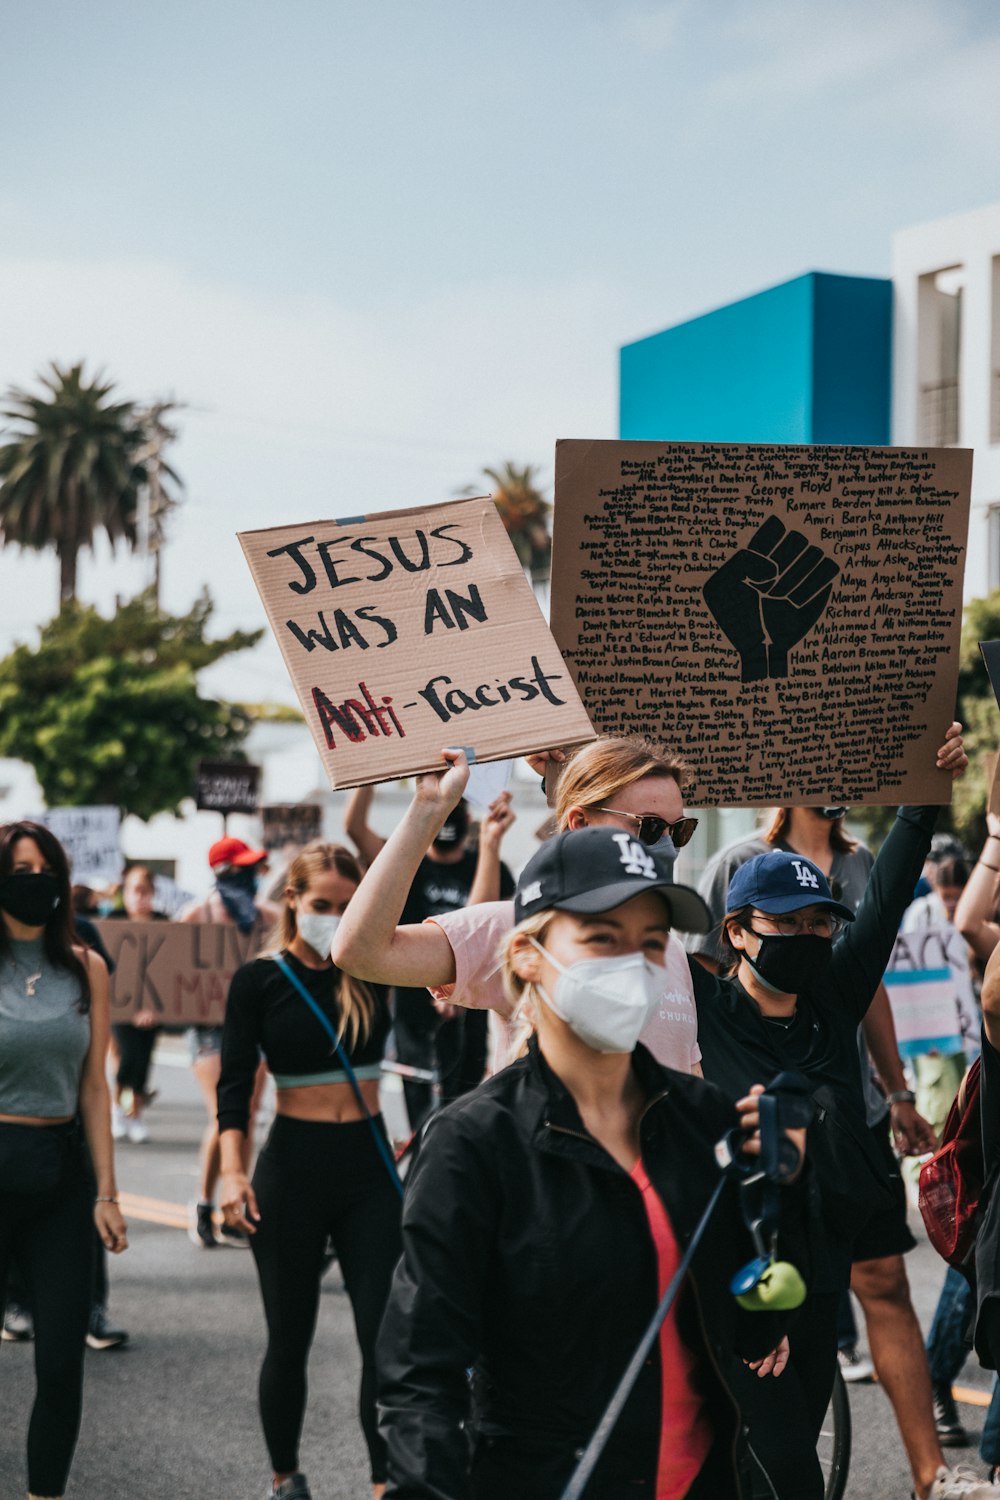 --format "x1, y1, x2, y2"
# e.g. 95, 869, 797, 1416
926, 1265, 973, 1385
0, 1125, 94, 1497
734, 1290, 840, 1500
250, 1114, 402, 1482
393, 991, 436, 1131
394, 996, 489, 1131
